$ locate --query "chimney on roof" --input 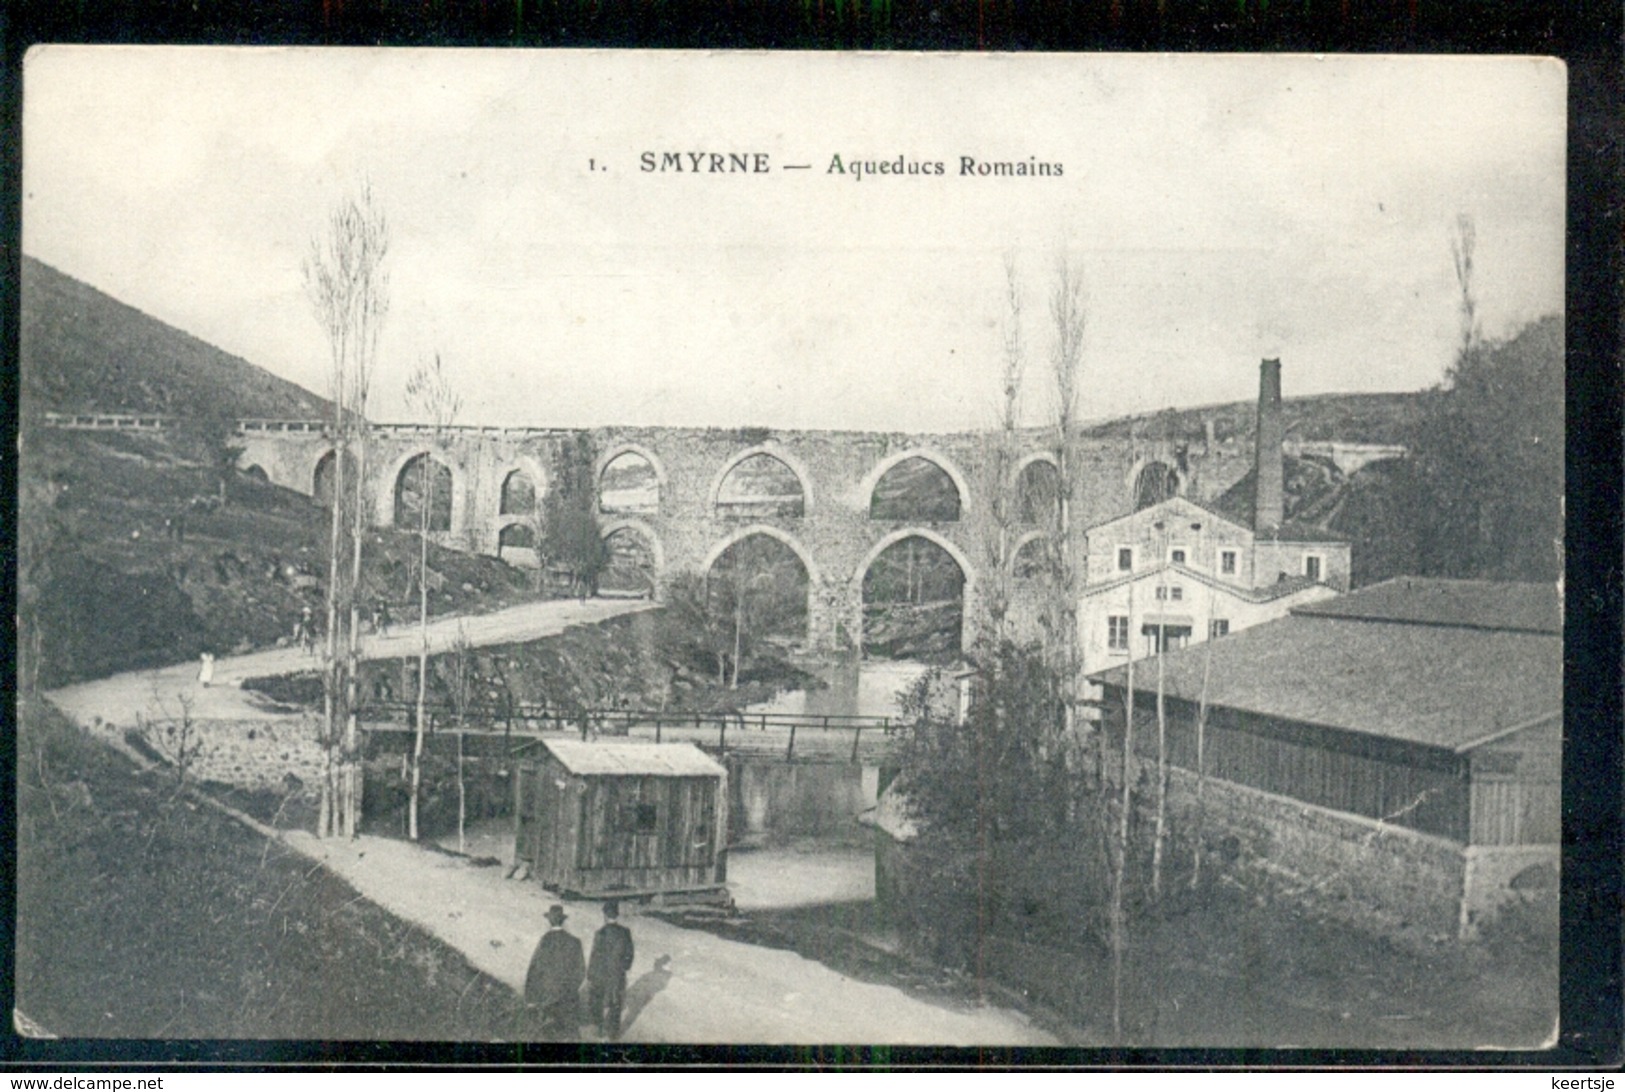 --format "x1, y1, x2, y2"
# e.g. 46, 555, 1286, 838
1254, 358, 1284, 533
